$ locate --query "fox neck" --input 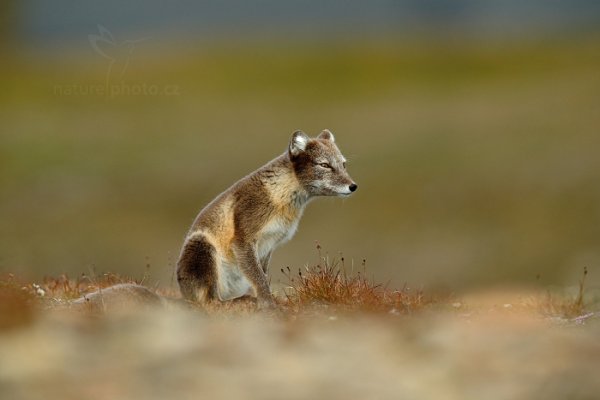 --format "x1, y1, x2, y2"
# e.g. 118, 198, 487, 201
290, 186, 310, 209
265, 155, 311, 213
